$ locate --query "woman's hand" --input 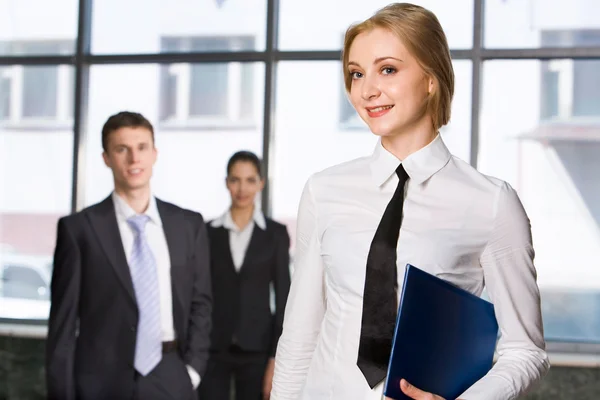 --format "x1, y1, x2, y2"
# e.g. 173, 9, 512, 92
386, 379, 459, 400
399, 379, 445, 399
262, 357, 276, 399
